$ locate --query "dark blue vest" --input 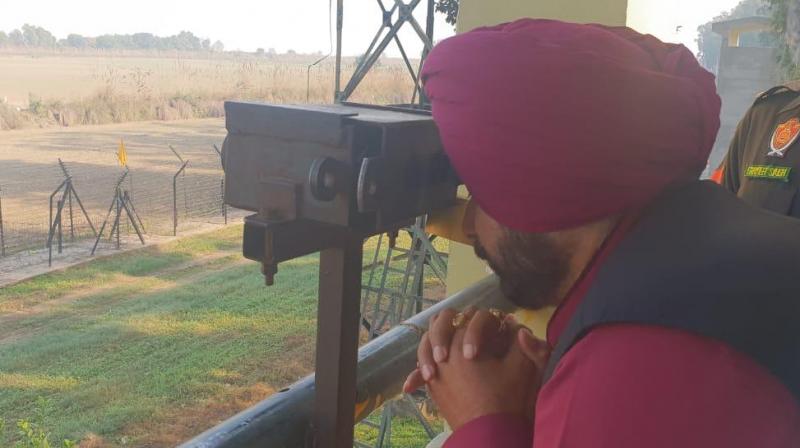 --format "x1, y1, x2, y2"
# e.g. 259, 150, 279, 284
542, 181, 800, 403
